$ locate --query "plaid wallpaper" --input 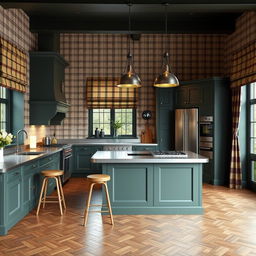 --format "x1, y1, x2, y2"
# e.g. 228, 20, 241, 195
49, 33, 226, 139
0, 6, 49, 143
225, 11, 256, 87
